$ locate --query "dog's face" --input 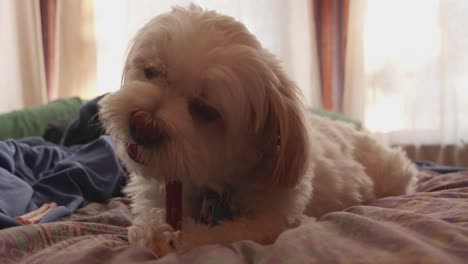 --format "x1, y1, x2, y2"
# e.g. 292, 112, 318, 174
99, 5, 310, 189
